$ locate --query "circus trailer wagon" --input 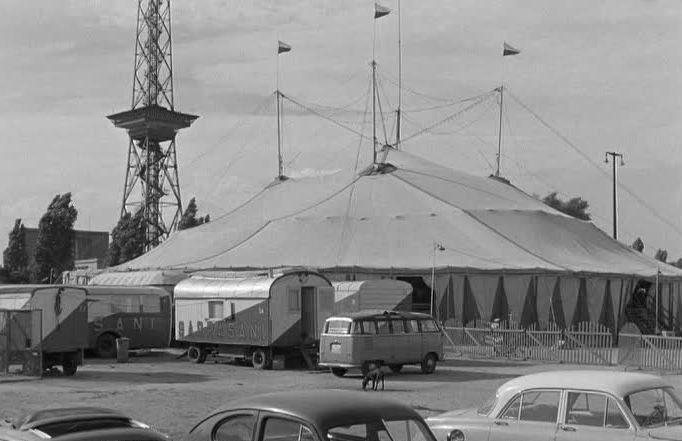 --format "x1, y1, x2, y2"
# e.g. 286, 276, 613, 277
0, 285, 88, 376
332, 280, 413, 314
174, 270, 335, 369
